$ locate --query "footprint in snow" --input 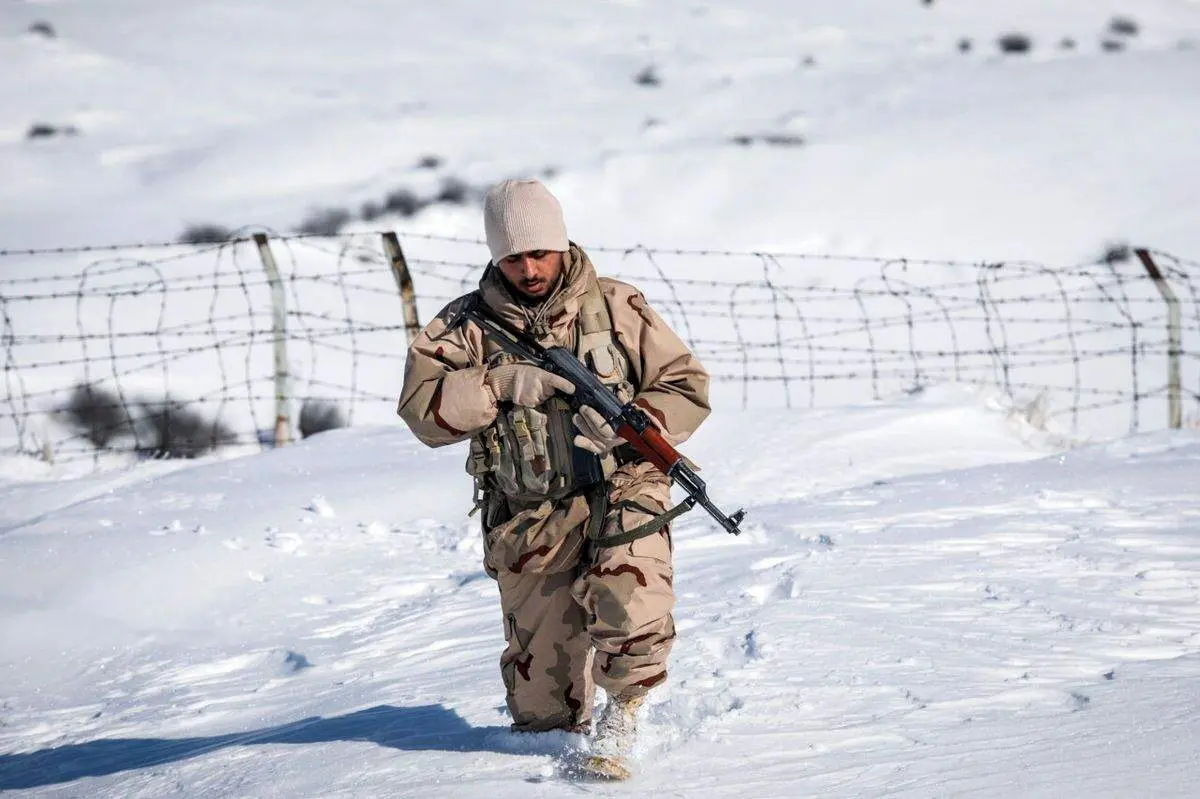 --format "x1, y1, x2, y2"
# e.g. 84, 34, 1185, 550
744, 570, 802, 604
307, 496, 335, 517
741, 629, 767, 661
149, 519, 183, 536
265, 531, 304, 554
359, 521, 389, 538
642, 684, 745, 751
